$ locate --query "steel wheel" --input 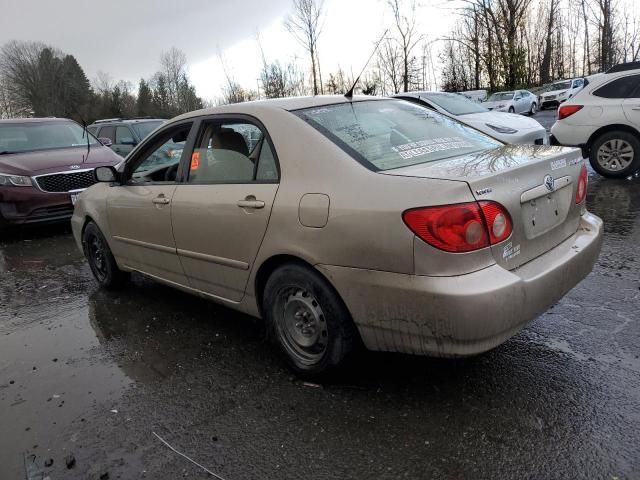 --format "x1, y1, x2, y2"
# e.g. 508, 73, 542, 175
87, 234, 108, 282
82, 222, 129, 289
275, 287, 329, 366
596, 138, 635, 172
